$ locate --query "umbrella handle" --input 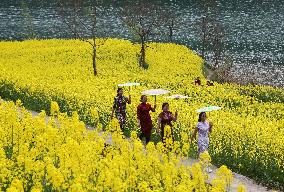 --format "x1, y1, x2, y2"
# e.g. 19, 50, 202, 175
154, 95, 157, 106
